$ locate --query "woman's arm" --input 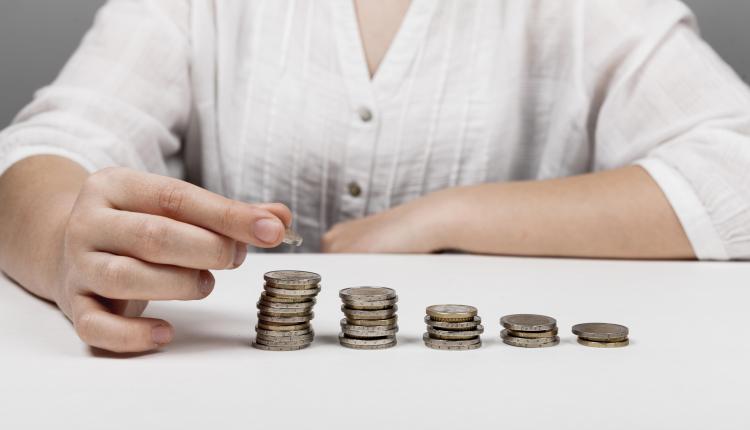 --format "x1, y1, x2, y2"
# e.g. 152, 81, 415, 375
322, 165, 694, 259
